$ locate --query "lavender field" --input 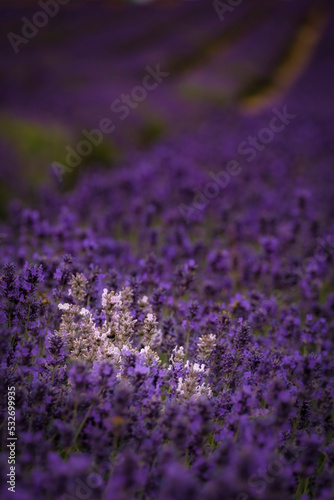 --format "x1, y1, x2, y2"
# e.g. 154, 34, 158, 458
1, 1, 334, 499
